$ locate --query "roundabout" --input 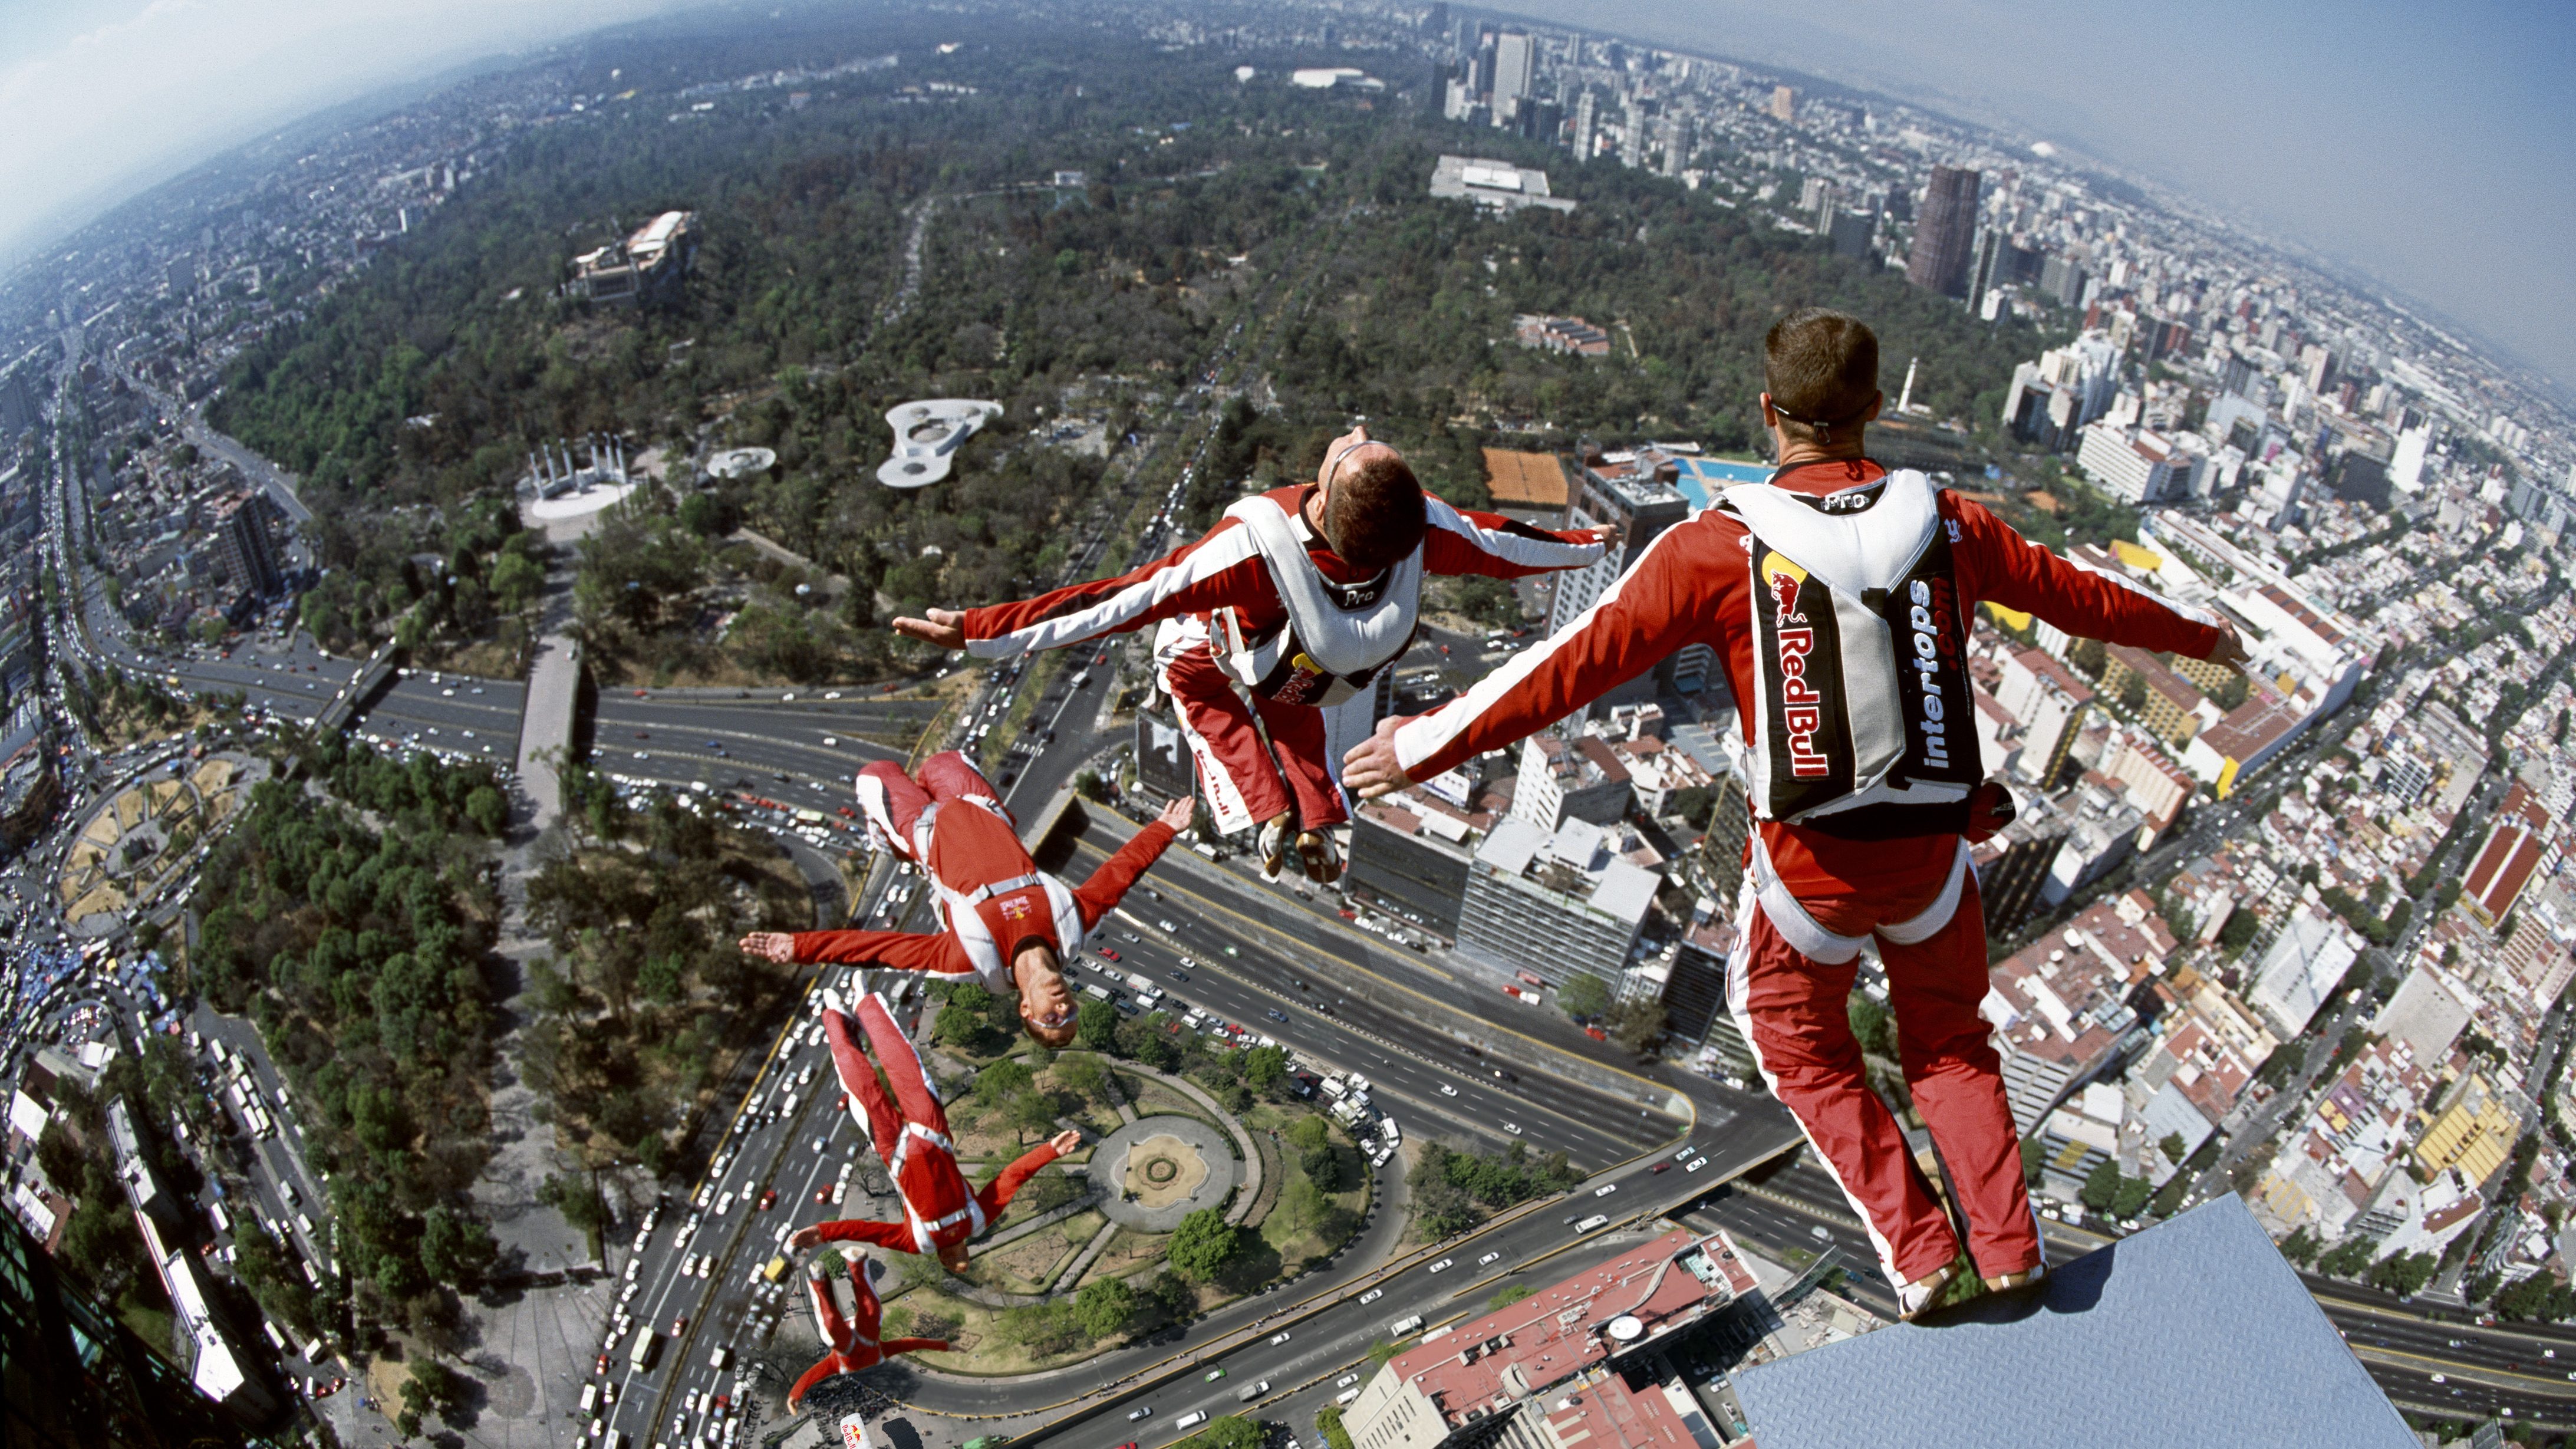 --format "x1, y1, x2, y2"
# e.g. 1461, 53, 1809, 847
1092, 1115, 1237, 1233
55, 753, 264, 937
